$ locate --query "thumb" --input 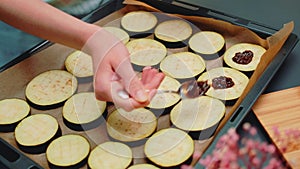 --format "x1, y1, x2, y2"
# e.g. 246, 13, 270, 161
114, 58, 148, 103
